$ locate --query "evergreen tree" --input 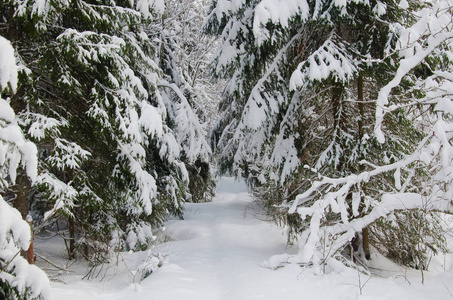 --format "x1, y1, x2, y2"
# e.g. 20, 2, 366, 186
1, 0, 212, 263
207, 0, 452, 270
158, 0, 217, 203
0, 35, 51, 300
